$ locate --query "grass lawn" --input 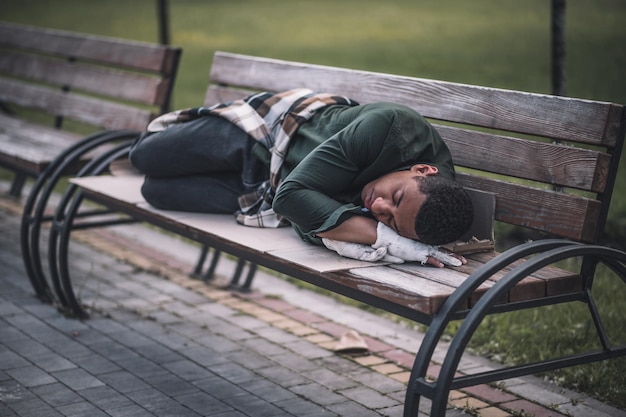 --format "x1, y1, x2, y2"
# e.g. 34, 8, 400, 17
3, 0, 625, 409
